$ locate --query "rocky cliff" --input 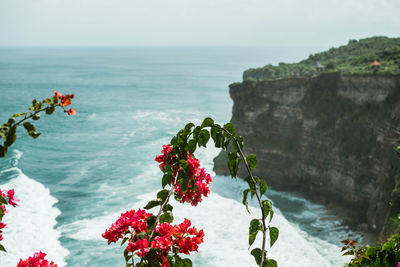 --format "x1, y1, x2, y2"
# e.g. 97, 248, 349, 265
214, 73, 400, 239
